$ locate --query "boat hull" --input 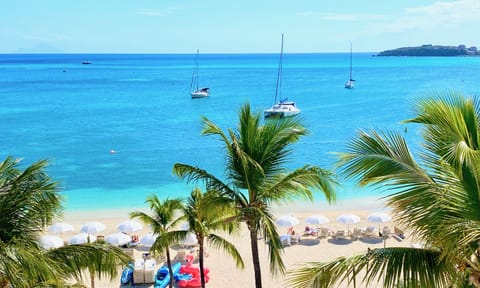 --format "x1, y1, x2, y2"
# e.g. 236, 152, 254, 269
344, 80, 354, 89
264, 101, 300, 119
264, 110, 300, 119
191, 91, 209, 98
